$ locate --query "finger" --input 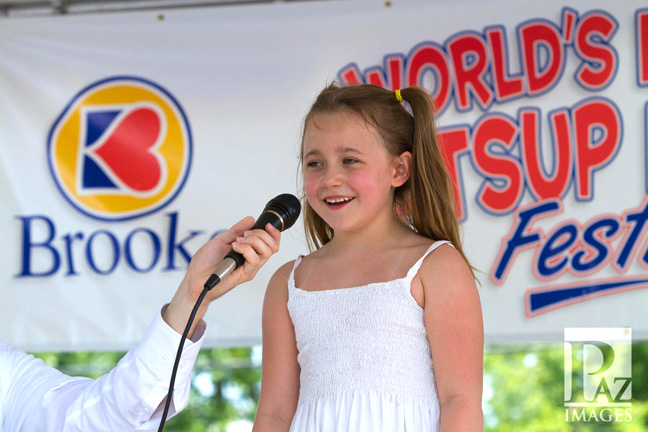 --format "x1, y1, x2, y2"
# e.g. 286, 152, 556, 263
231, 240, 262, 267
237, 234, 274, 259
265, 223, 282, 246
244, 227, 280, 253
219, 216, 254, 245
